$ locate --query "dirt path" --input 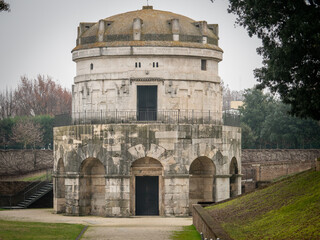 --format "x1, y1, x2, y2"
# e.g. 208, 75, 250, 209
0, 209, 192, 239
